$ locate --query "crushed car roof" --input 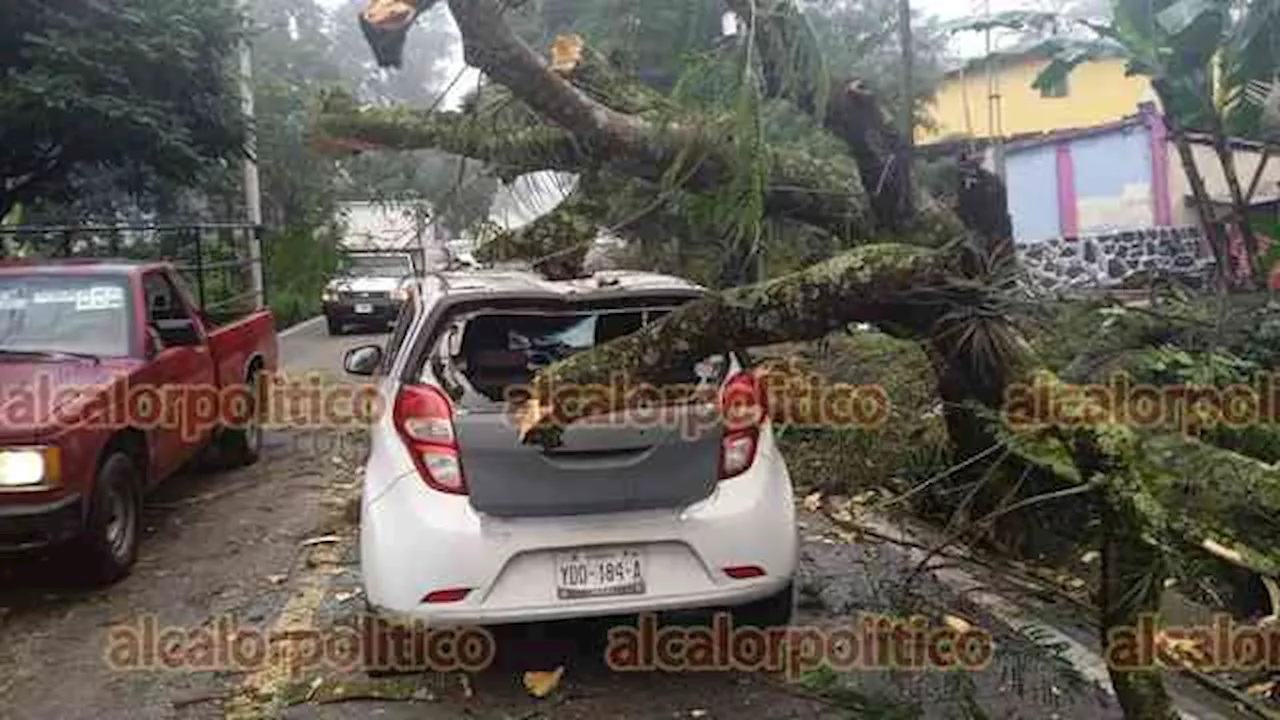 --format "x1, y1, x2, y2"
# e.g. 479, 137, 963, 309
427, 269, 706, 299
